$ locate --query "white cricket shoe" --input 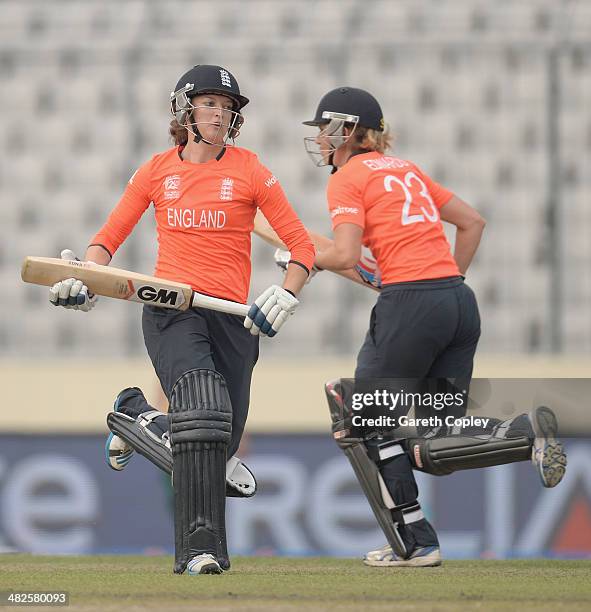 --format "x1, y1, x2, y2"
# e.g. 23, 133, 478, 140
364, 544, 442, 567
187, 554, 222, 575
105, 387, 142, 471
529, 406, 567, 488
105, 432, 134, 471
